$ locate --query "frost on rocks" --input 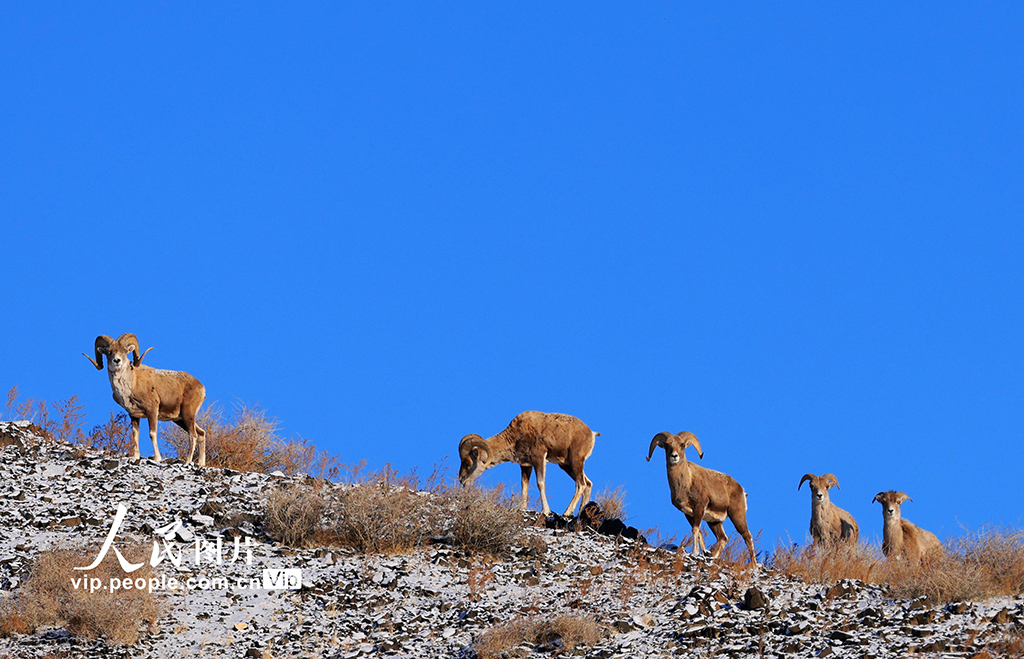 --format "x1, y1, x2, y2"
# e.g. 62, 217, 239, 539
1, 421, 1023, 658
